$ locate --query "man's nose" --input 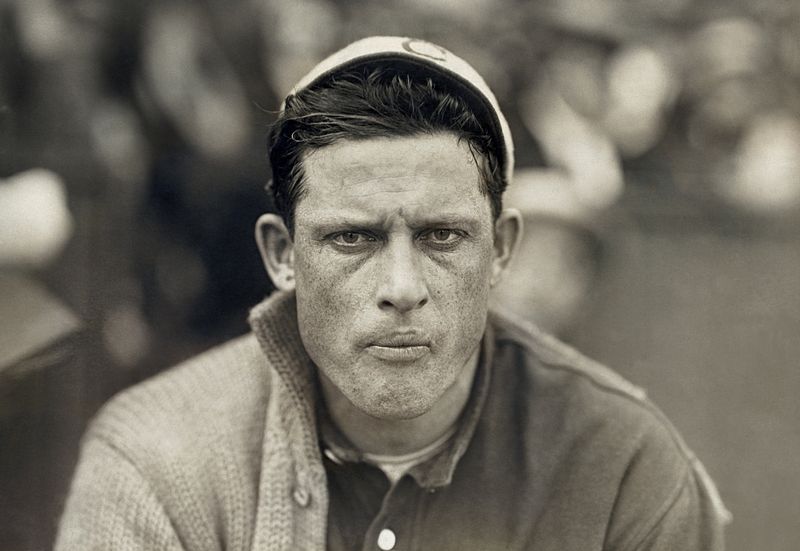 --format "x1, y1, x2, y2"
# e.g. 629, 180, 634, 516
376, 238, 429, 313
